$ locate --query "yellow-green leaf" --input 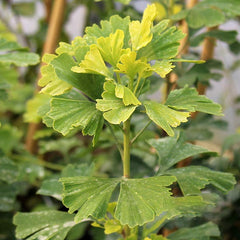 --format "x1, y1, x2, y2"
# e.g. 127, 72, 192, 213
104, 219, 122, 234
115, 84, 141, 106
97, 29, 129, 67
24, 93, 50, 123
129, 4, 157, 51
116, 51, 152, 80
144, 101, 190, 136
71, 45, 112, 79
96, 82, 138, 124
38, 54, 72, 96
151, 60, 175, 78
